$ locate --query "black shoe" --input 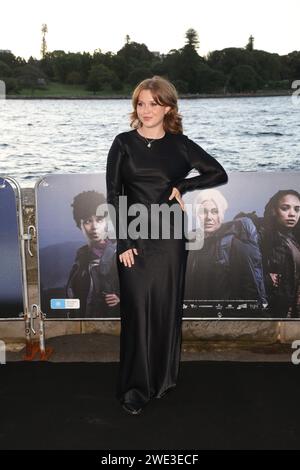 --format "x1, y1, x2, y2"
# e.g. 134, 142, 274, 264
122, 402, 143, 415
